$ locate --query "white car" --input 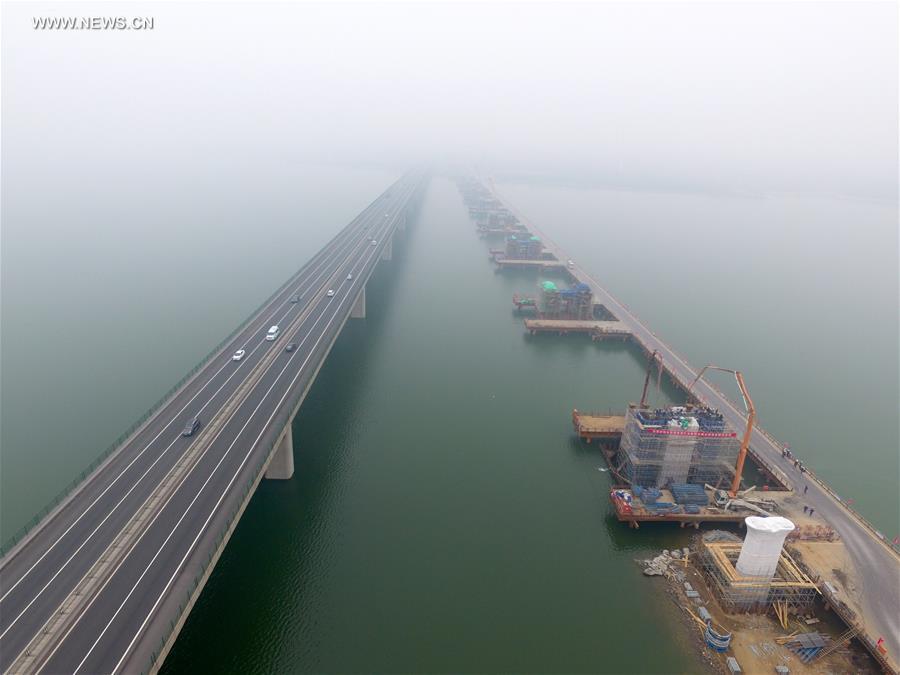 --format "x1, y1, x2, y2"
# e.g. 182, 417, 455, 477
346, 273, 353, 280
371, 240, 377, 246
326, 289, 335, 297
232, 349, 245, 361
